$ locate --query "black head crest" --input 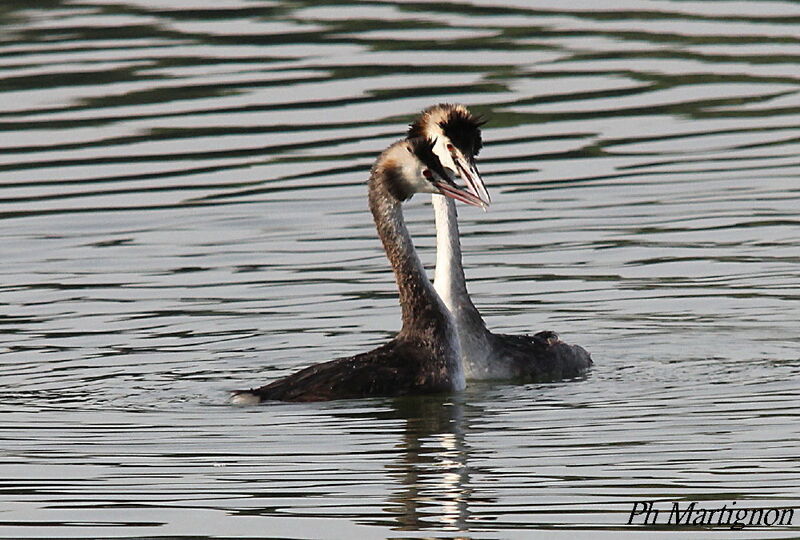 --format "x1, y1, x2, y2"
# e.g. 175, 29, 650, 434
438, 107, 484, 157
407, 104, 485, 157
407, 114, 428, 140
